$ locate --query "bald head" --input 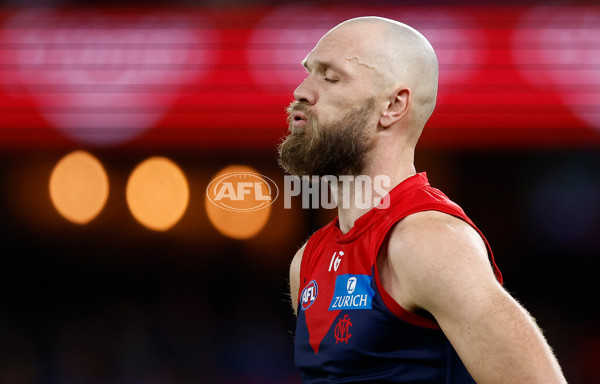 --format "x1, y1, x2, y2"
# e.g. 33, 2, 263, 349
319, 17, 439, 131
